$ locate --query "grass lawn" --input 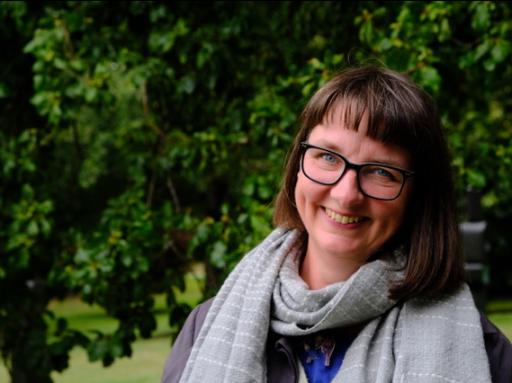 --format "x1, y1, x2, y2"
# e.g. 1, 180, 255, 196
487, 299, 512, 340
1, 273, 511, 382
52, 334, 170, 383
49, 271, 205, 383
0, 269, 204, 383
48, 296, 175, 383
488, 312, 512, 339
